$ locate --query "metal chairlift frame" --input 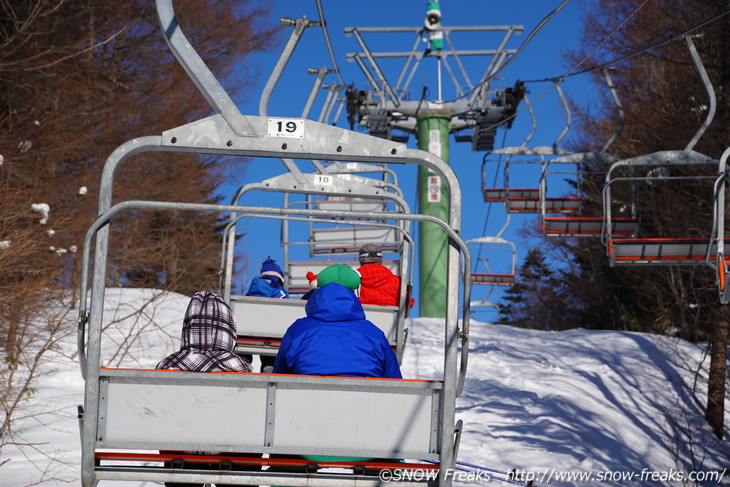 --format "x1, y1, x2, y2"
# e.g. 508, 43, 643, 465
343, 25, 523, 104
602, 151, 720, 265
220, 187, 415, 363
481, 89, 575, 214
601, 35, 721, 266
707, 147, 730, 303
466, 236, 517, 286
218, 212, 414, 363
284, 195, 410, 253
539, 69, 641, 237
223, 171, 411, 297
76, 1, 473, 486
78, 198, 471, 487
